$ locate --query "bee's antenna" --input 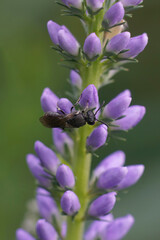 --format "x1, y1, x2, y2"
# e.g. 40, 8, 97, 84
95, 118, 109, 128
94, 101, 105, 116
